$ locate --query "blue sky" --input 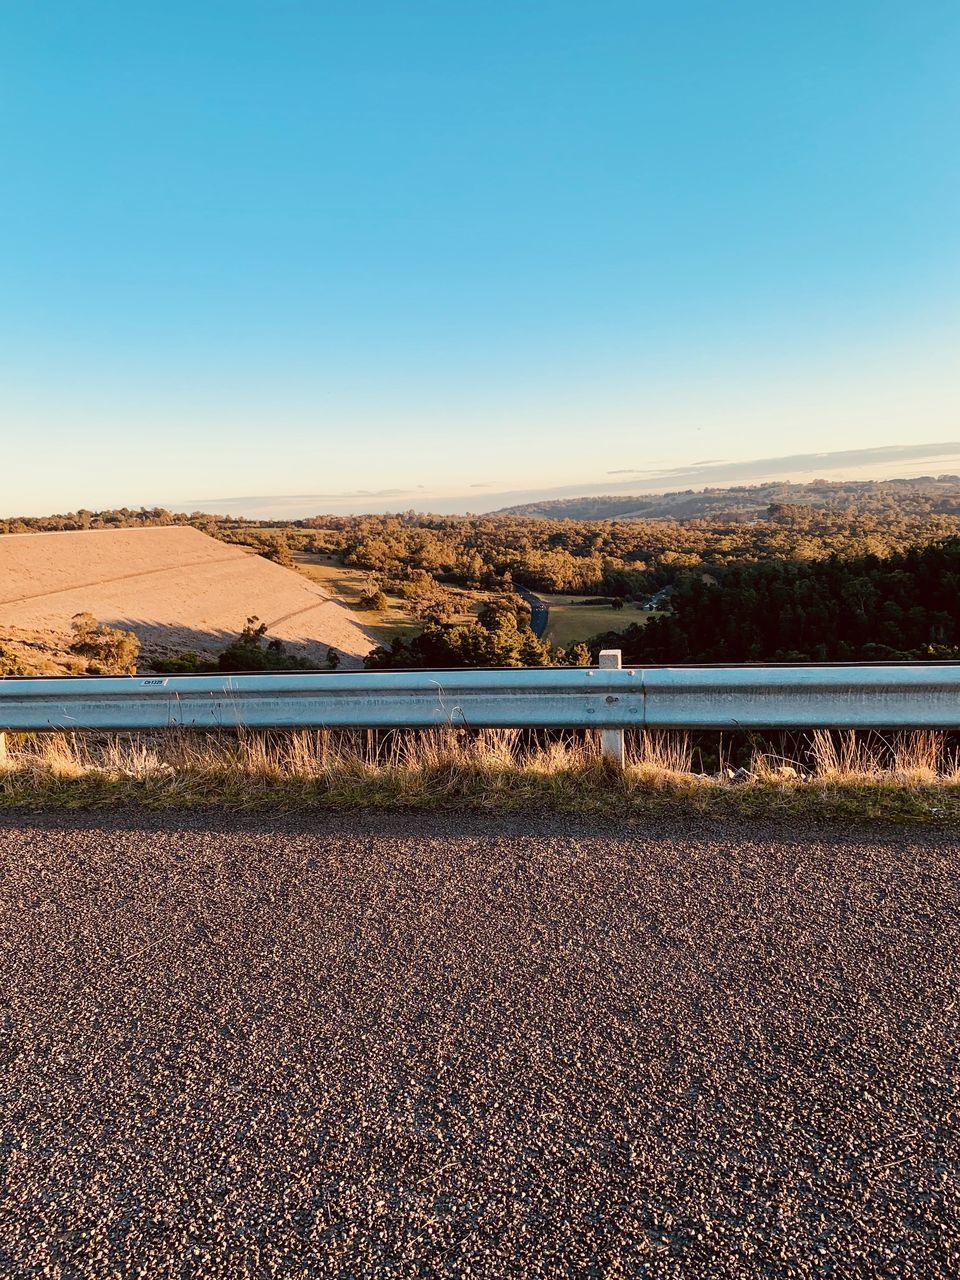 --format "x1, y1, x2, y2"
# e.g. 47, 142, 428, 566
2, 1, 958, 516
